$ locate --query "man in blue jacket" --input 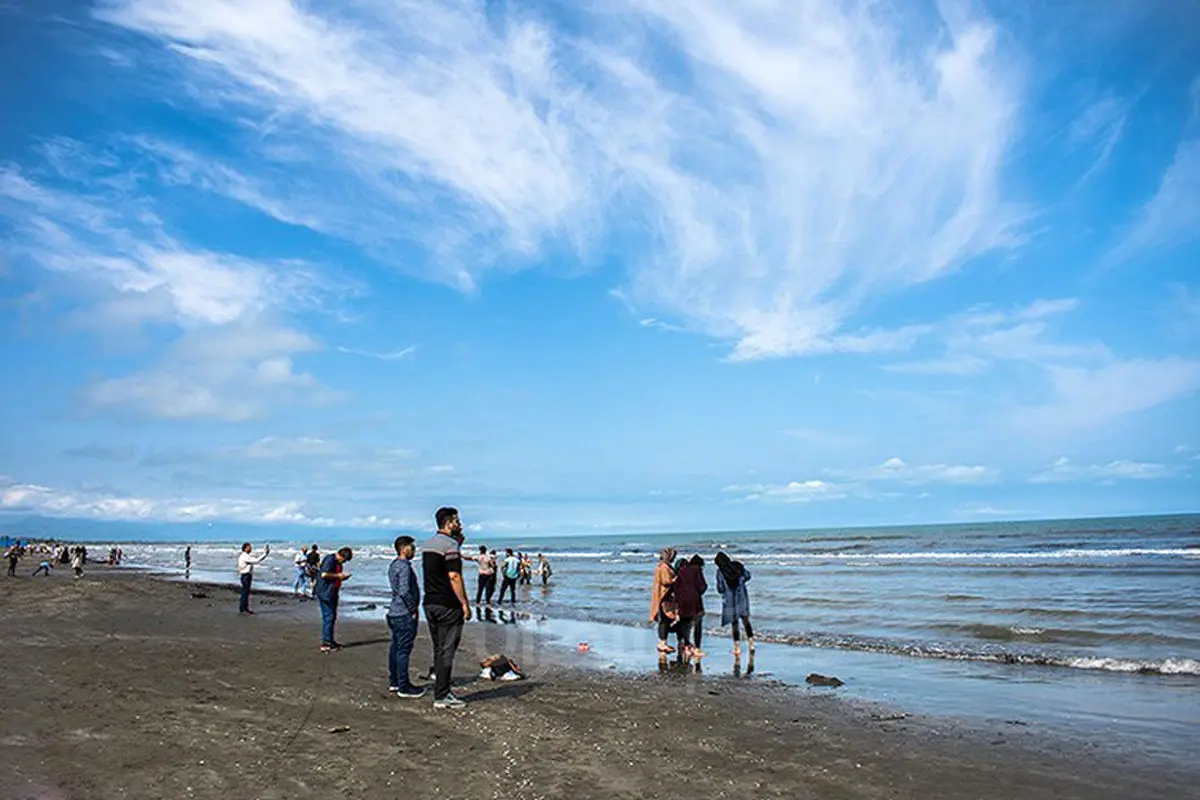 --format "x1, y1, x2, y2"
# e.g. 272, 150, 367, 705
387, 535, 425, 698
